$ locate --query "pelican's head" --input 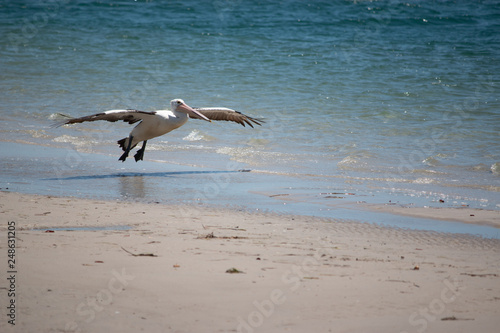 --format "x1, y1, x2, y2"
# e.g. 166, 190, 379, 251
171, 99, 210, 122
